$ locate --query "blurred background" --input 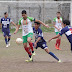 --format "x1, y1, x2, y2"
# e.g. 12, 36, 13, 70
0, 1, 70, 32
